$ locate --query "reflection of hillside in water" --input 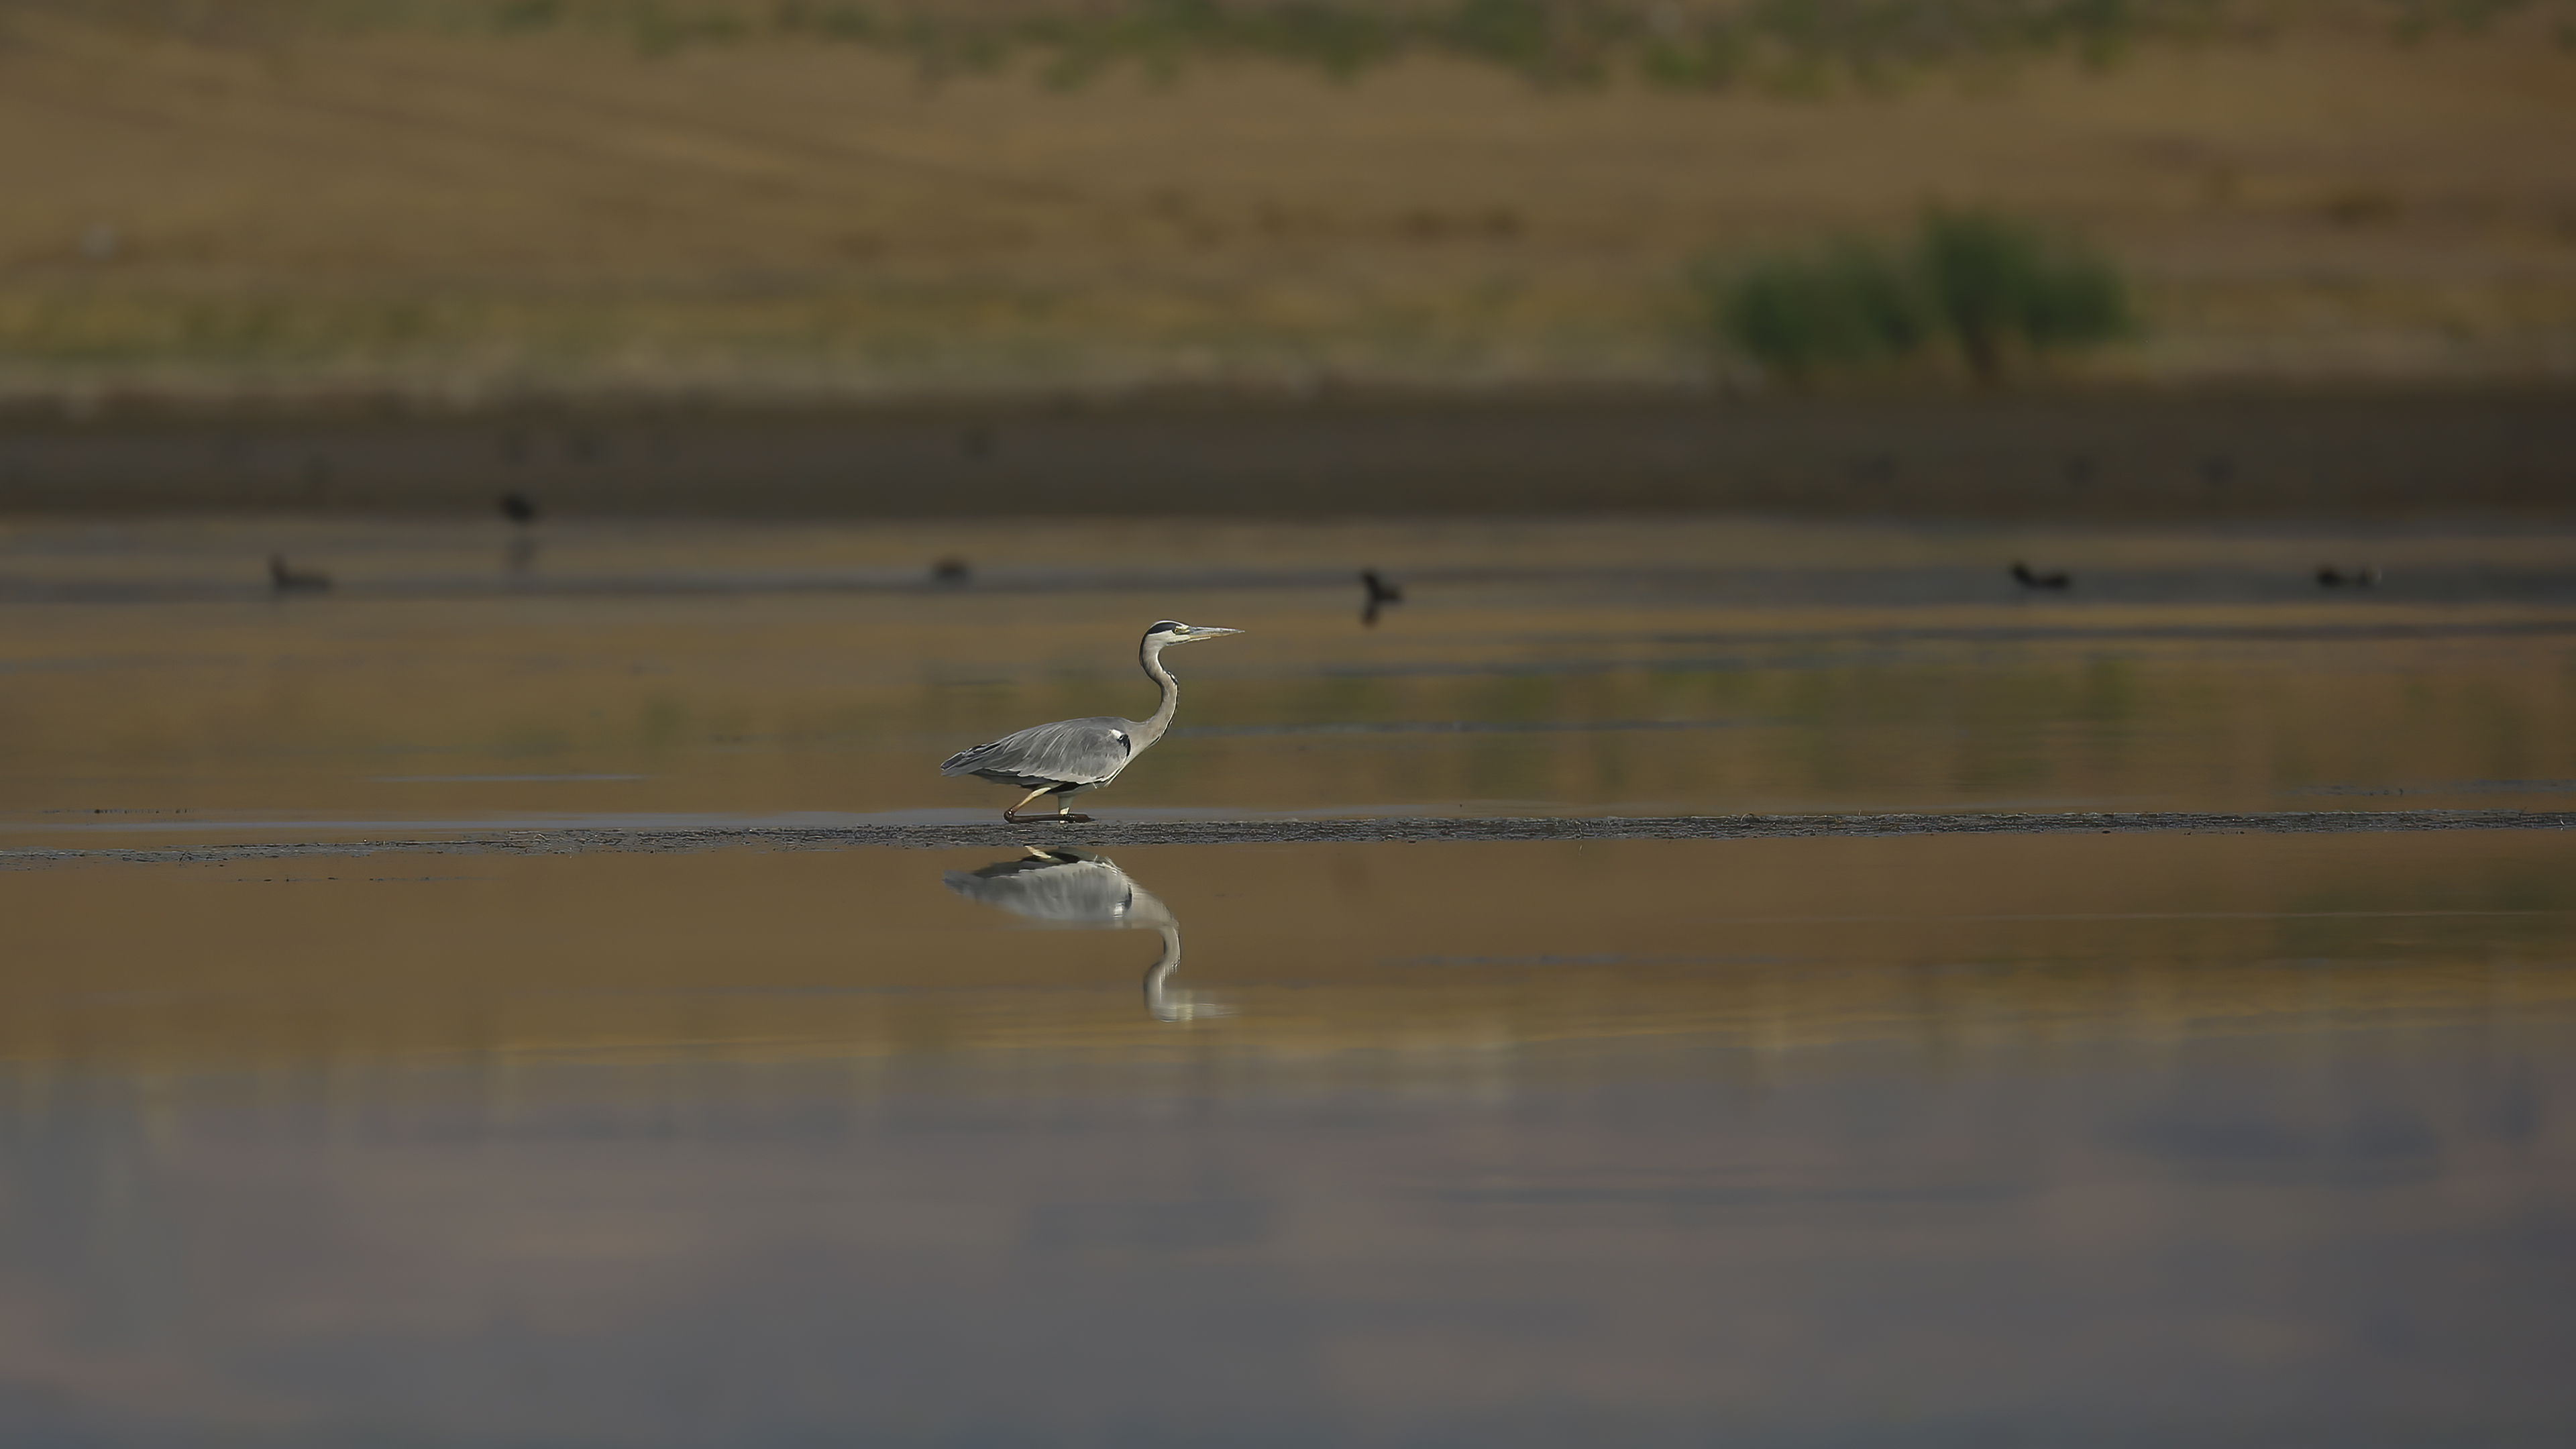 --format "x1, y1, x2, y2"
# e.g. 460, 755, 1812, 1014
1, 843, 2570, 1448
946, 847, 1228, 1022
